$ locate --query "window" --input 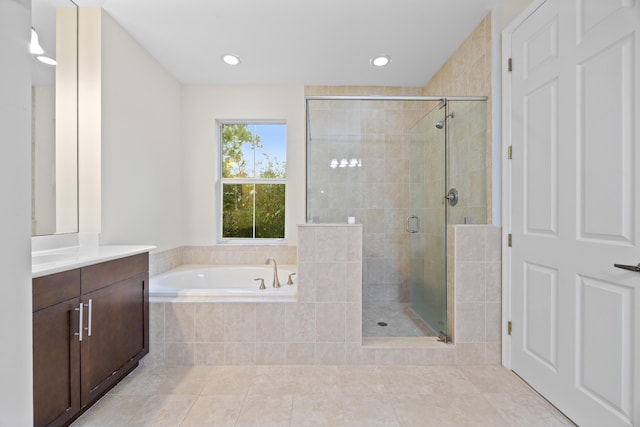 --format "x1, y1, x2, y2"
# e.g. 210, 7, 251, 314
219, 121, 286, 240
